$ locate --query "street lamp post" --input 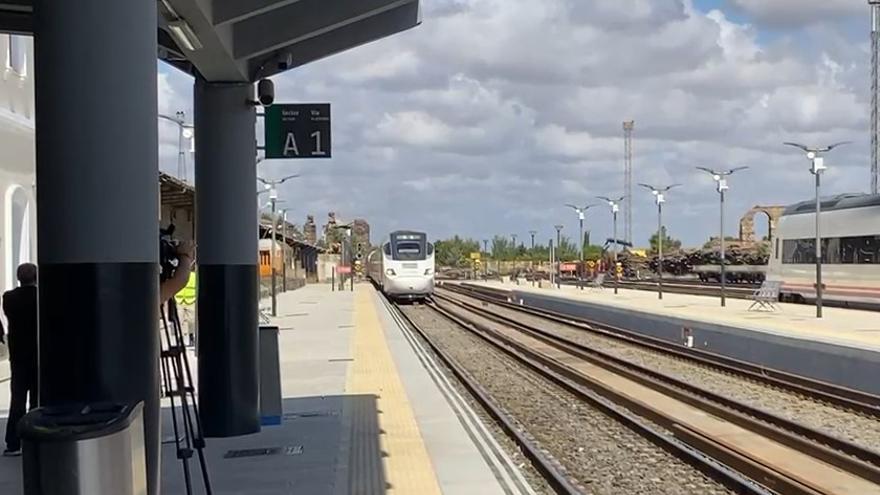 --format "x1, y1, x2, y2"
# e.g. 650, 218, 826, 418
269, 189, 278, 316
482, 239, 489, 276
566, 204, 597, 289
159, 112, 195, 181
638, 184, 681, 300
554, 225, 563, 288
598, 196, 625, 295
511, 234, 518, 282
279, 208, 292, 292
783, 141, 850, 318
258, 174, 300, 316
697, 167, 749, 307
